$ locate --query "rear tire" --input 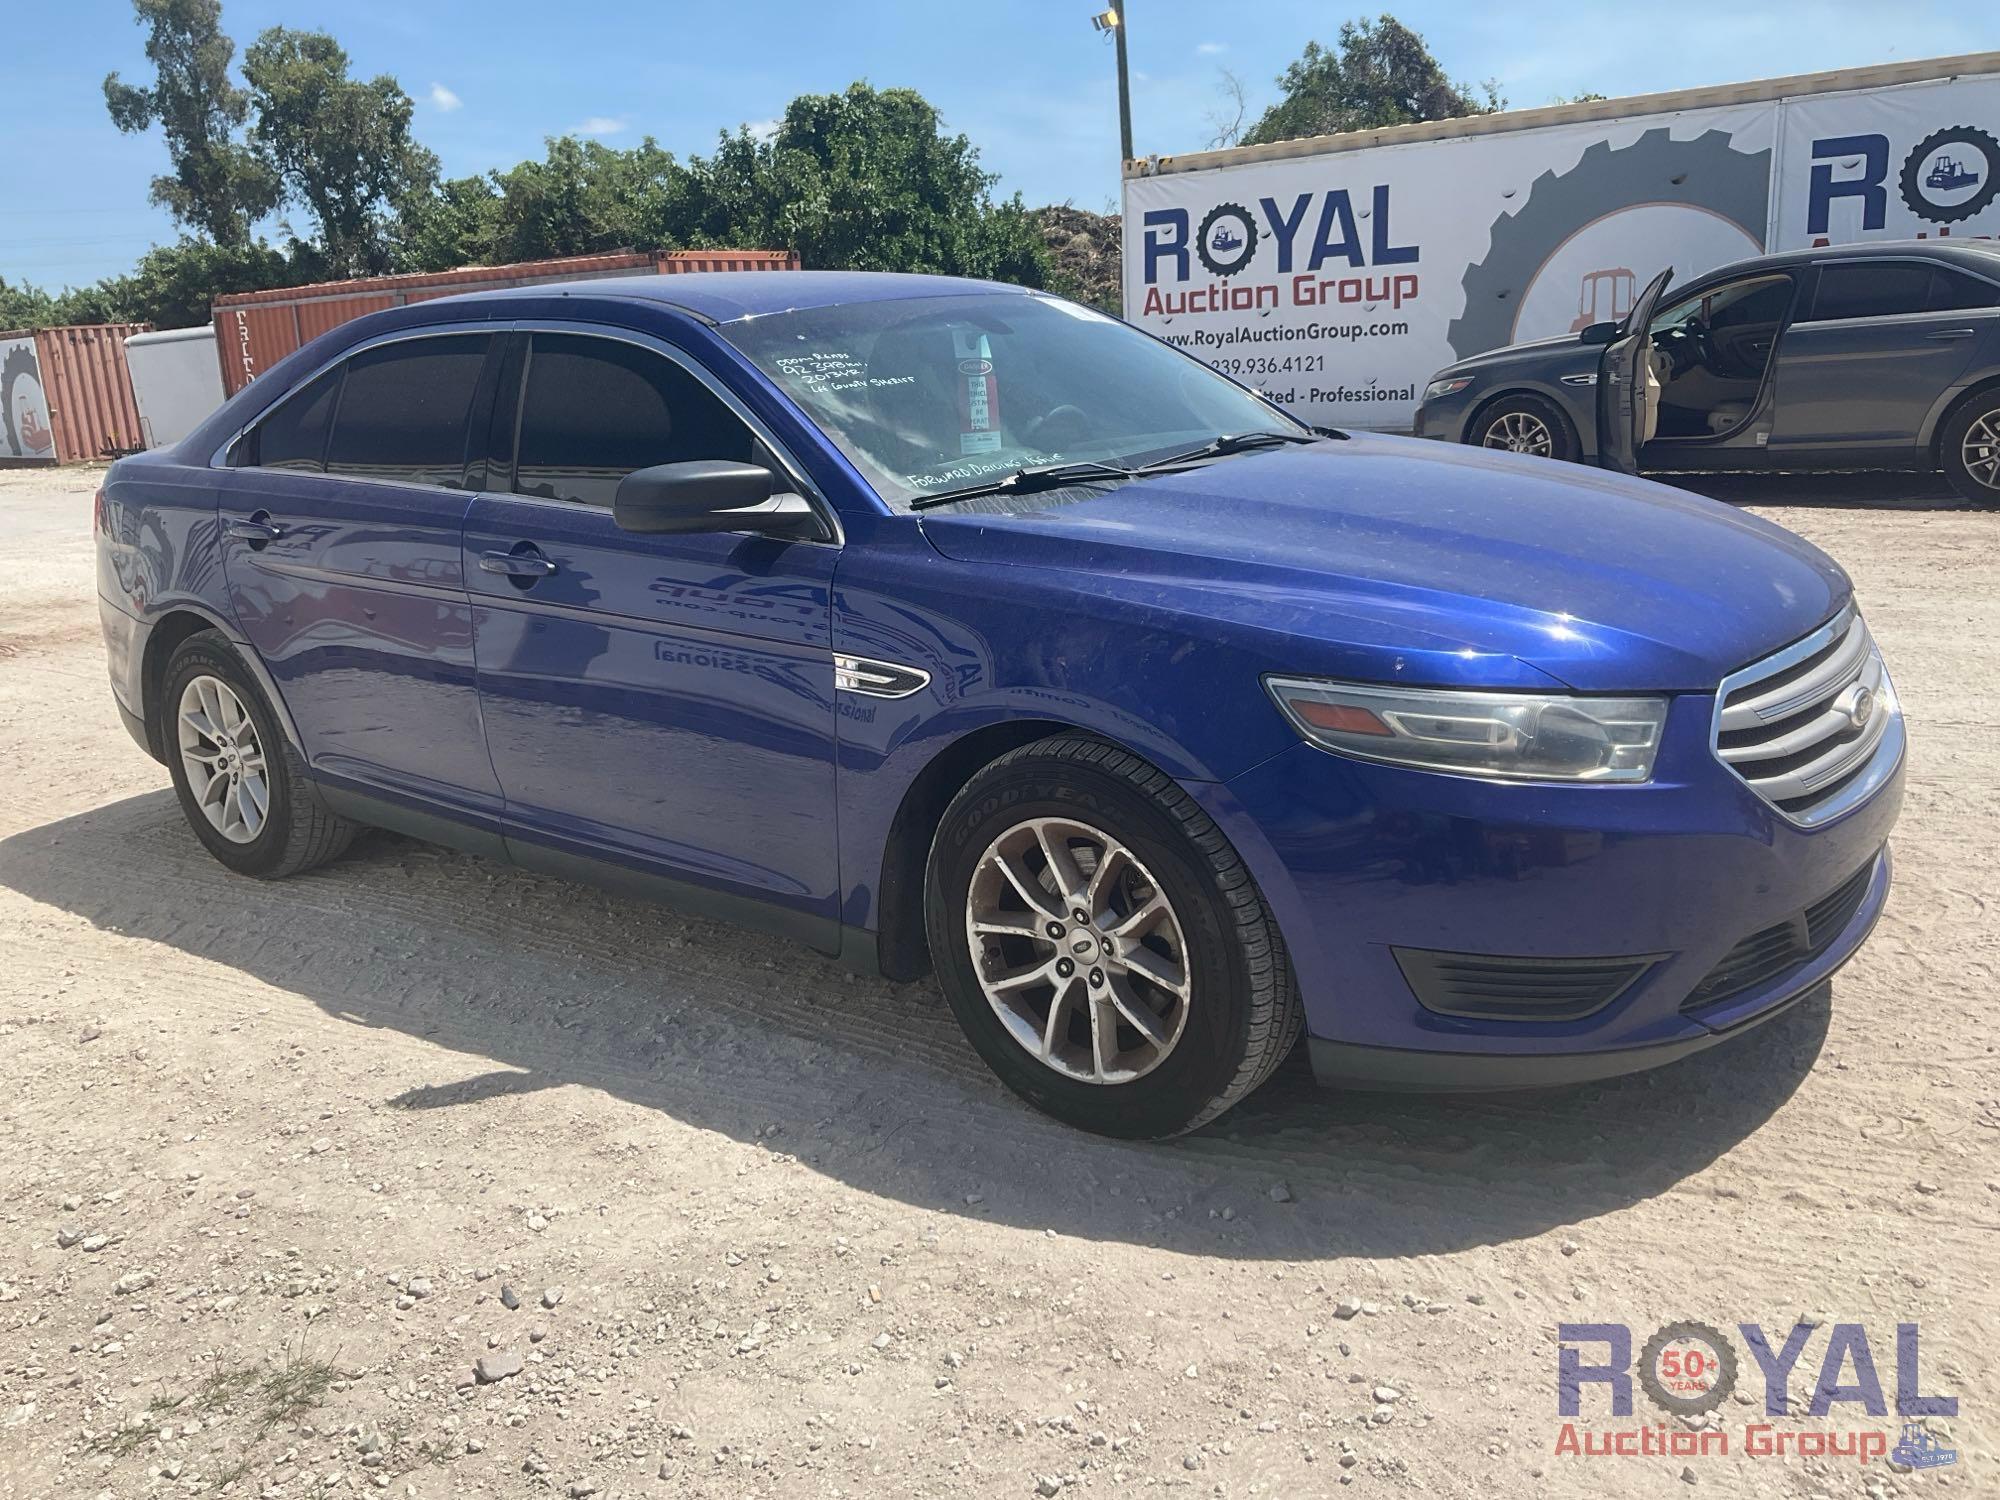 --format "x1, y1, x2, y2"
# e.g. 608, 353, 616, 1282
1940, 389, 2000, 505
160, 631, 356, 879
1471, 394, 1579, 463
925, 734, 1301, 1138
